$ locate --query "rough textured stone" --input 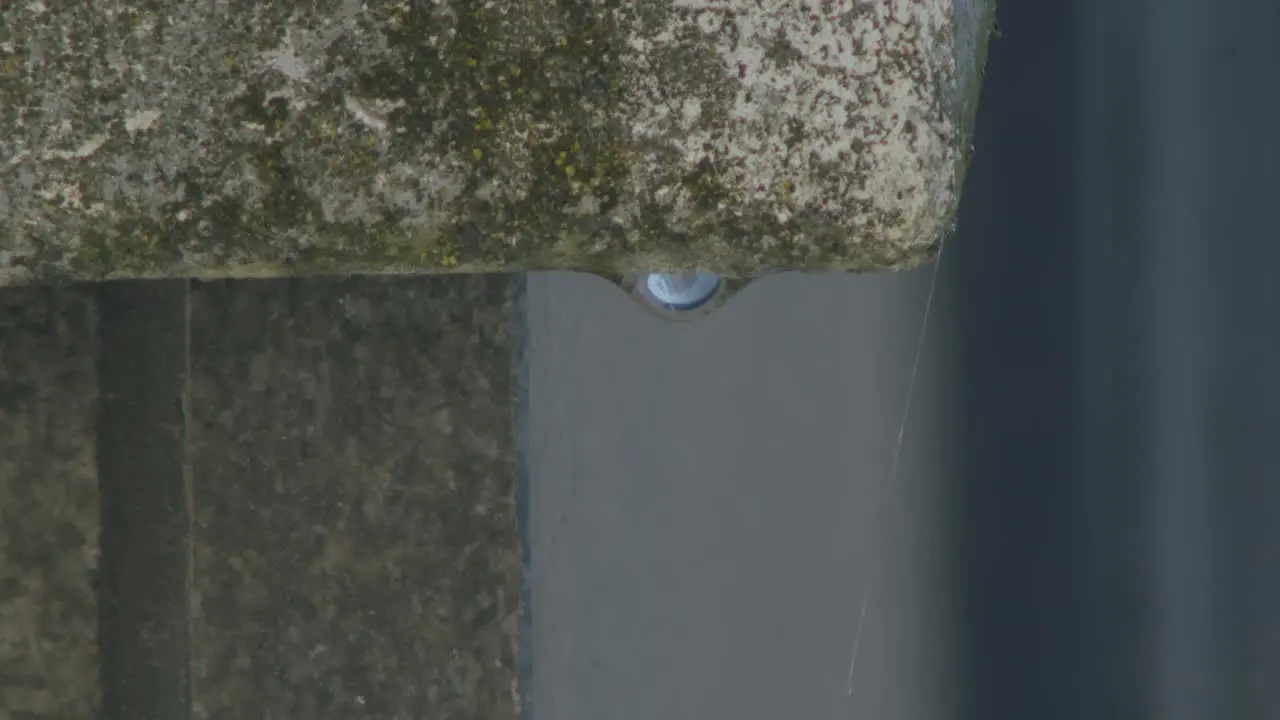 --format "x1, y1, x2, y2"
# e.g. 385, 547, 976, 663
0, 277, 522, 717
187, 276, 521, 719
0, 286, 100, 718
0, 0, 995, 284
